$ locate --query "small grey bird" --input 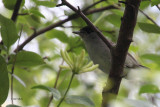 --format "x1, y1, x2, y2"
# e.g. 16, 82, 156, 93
73, 26, 147, 75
